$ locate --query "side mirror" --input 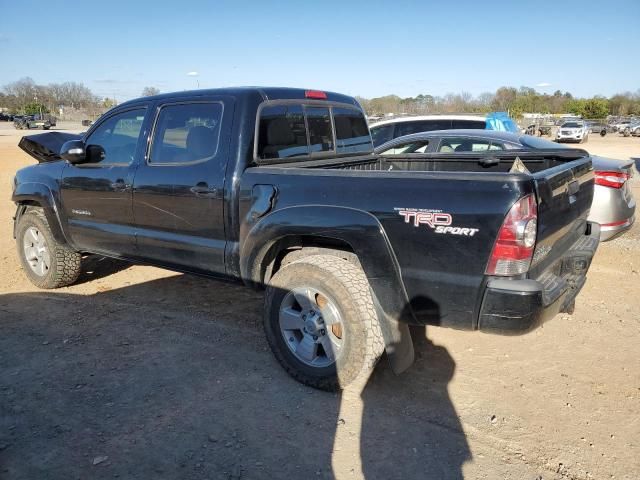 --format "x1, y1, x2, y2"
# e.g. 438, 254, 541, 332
85, 144, 106, 163
60, 140, 86, 164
